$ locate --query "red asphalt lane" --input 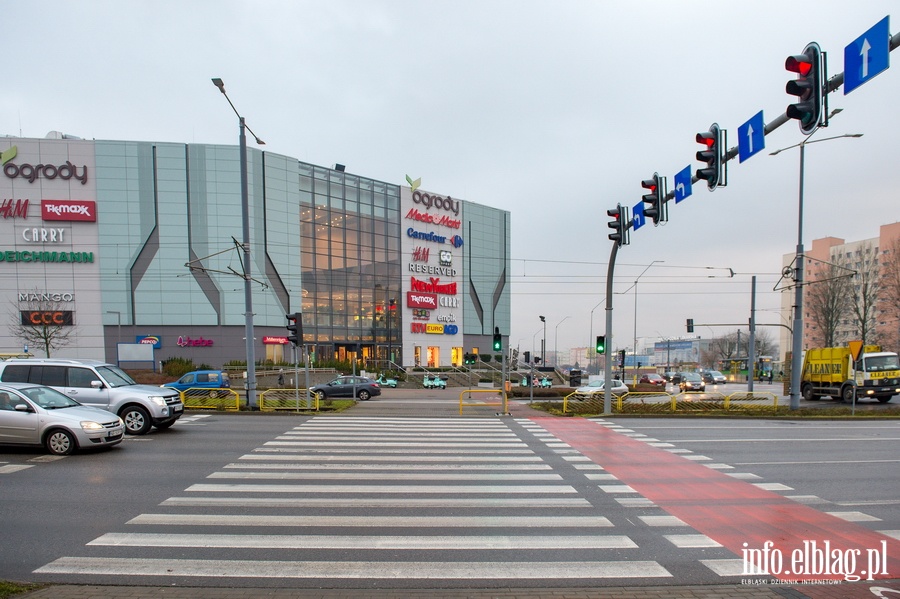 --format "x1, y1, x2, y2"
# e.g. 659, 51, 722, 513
533, 417, 900, 584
